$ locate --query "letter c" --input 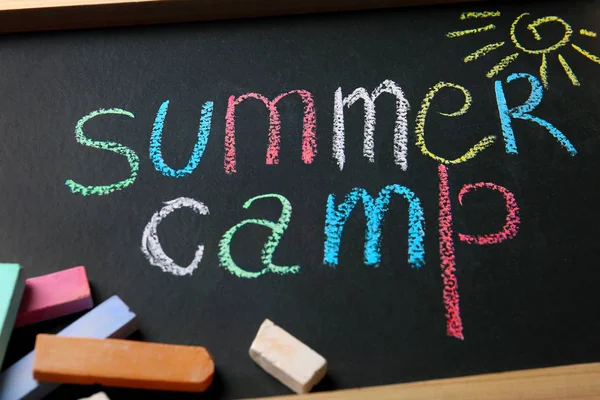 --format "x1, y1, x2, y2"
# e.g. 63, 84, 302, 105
141, 197, 209, 276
